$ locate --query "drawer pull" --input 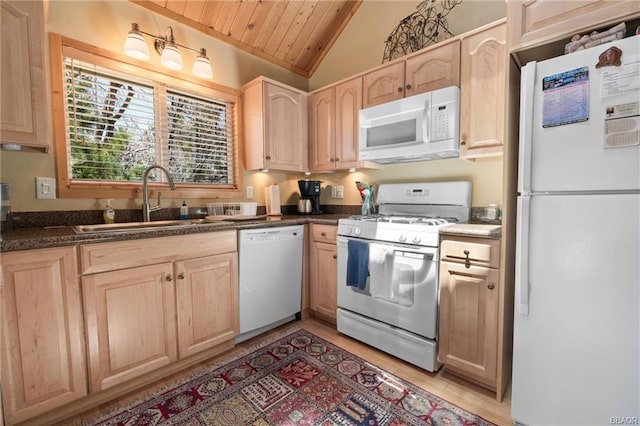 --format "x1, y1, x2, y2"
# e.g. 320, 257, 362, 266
487, 282, 495, 290
332, 254, 337, 259
178, 272, 185, 280
321, 232, 326, 237
463, 249, 471, 269
166, 275, 173, 282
